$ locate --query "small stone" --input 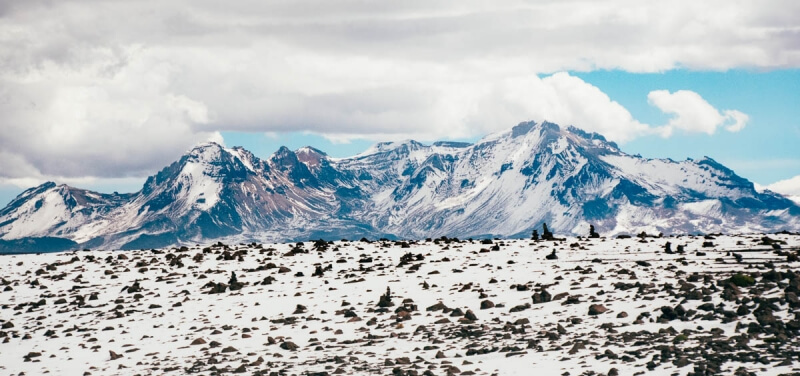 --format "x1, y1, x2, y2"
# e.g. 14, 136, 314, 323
280, 341, 299, 351
463, 310, 478, 321
109, 350, 123, 360
589, 304, 608, 315
293, 304, 307, 314
568, 342, 586, 354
